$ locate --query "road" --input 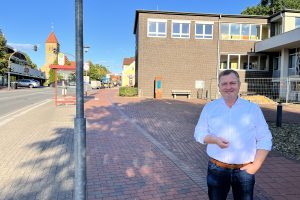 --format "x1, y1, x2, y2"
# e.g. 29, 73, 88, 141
0, 87, 54, 118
